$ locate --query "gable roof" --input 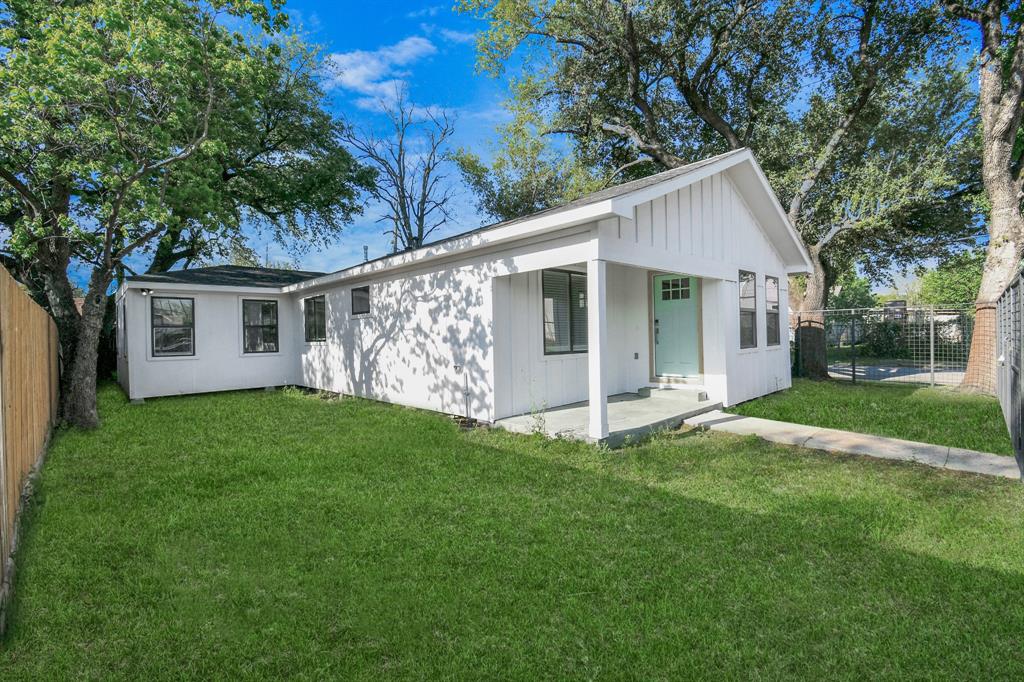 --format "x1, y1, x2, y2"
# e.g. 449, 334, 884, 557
128, 265, 325, 288
287, 148, 810, 292
123, 149, 810, 294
